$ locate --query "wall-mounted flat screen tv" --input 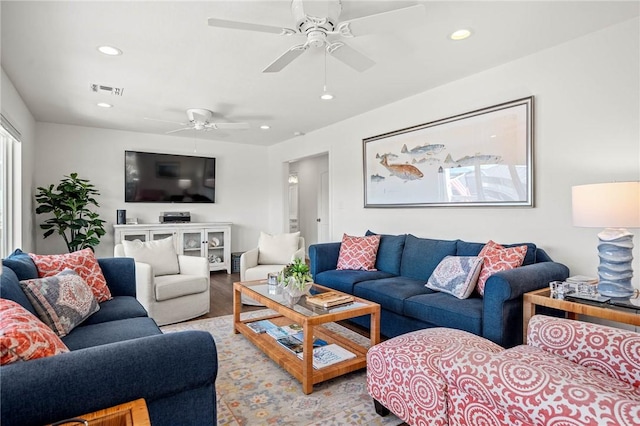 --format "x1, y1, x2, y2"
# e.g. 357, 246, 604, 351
125, 151, 216, 203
